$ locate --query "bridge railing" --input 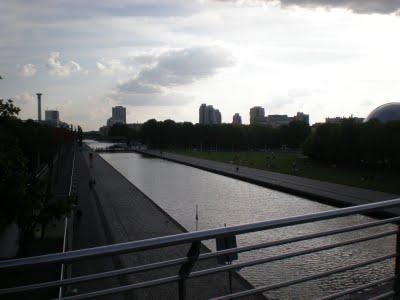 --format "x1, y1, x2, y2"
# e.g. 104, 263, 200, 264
1, 198, 400, 299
